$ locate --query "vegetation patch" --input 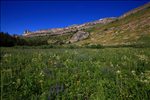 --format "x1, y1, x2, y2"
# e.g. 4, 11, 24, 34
1, 48, 150, 99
